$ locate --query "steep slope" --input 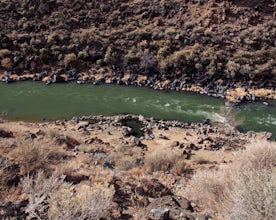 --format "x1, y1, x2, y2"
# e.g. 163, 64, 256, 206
0, 0, 275, 98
